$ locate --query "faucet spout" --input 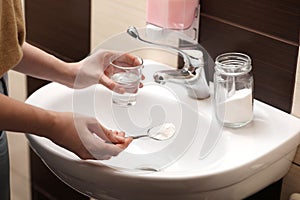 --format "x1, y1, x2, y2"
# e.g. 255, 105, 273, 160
127, 26, 210, 99
153, 67, 210, 99
127, 26, 193, 71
